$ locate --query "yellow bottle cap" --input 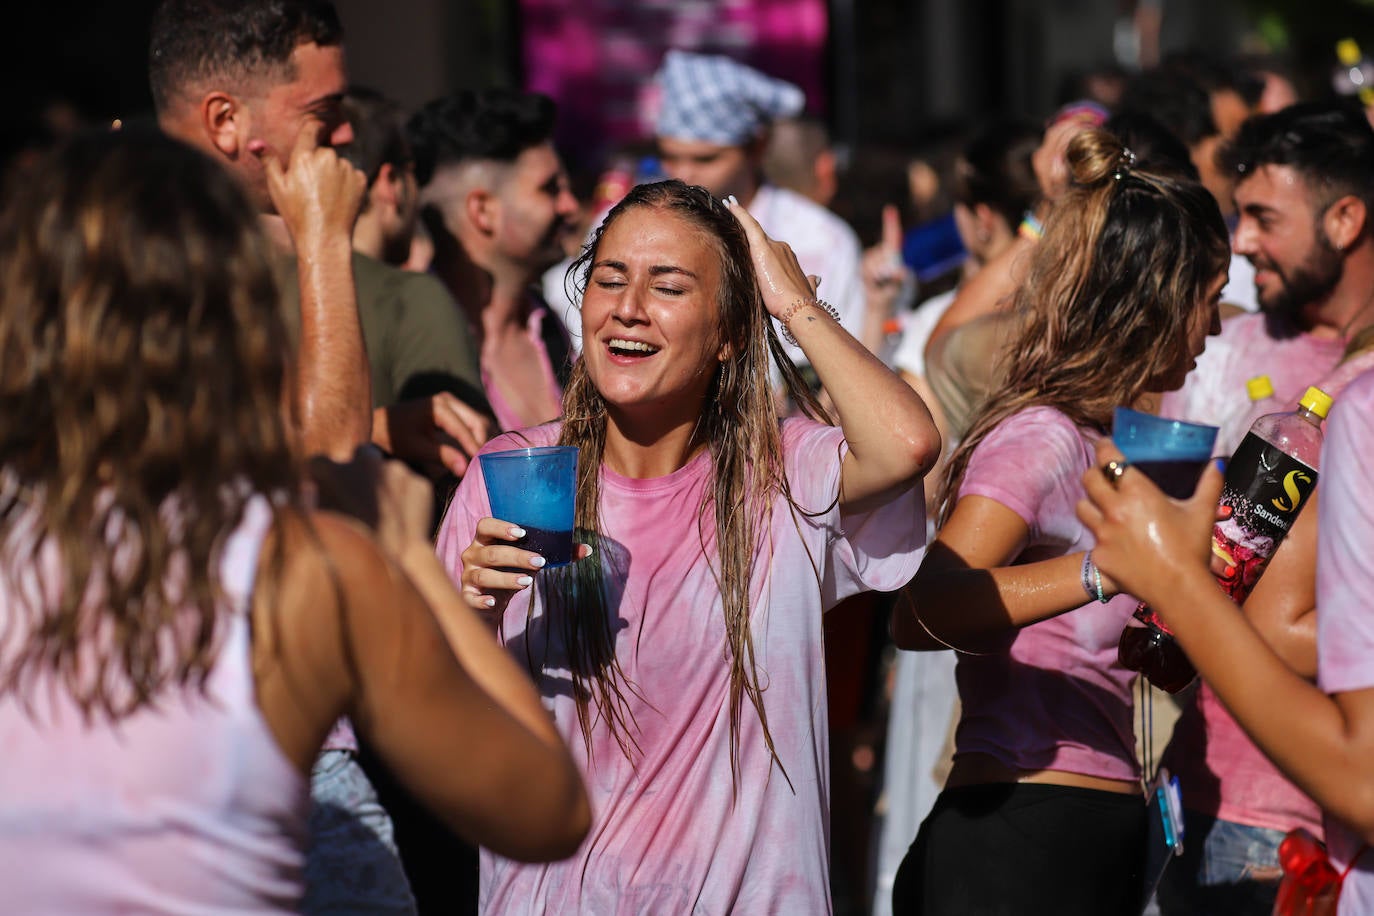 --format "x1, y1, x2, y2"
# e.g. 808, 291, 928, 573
1300, 386, 1334, 419
1338, 39, 1363, 67
1246, 375, 1274, 401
